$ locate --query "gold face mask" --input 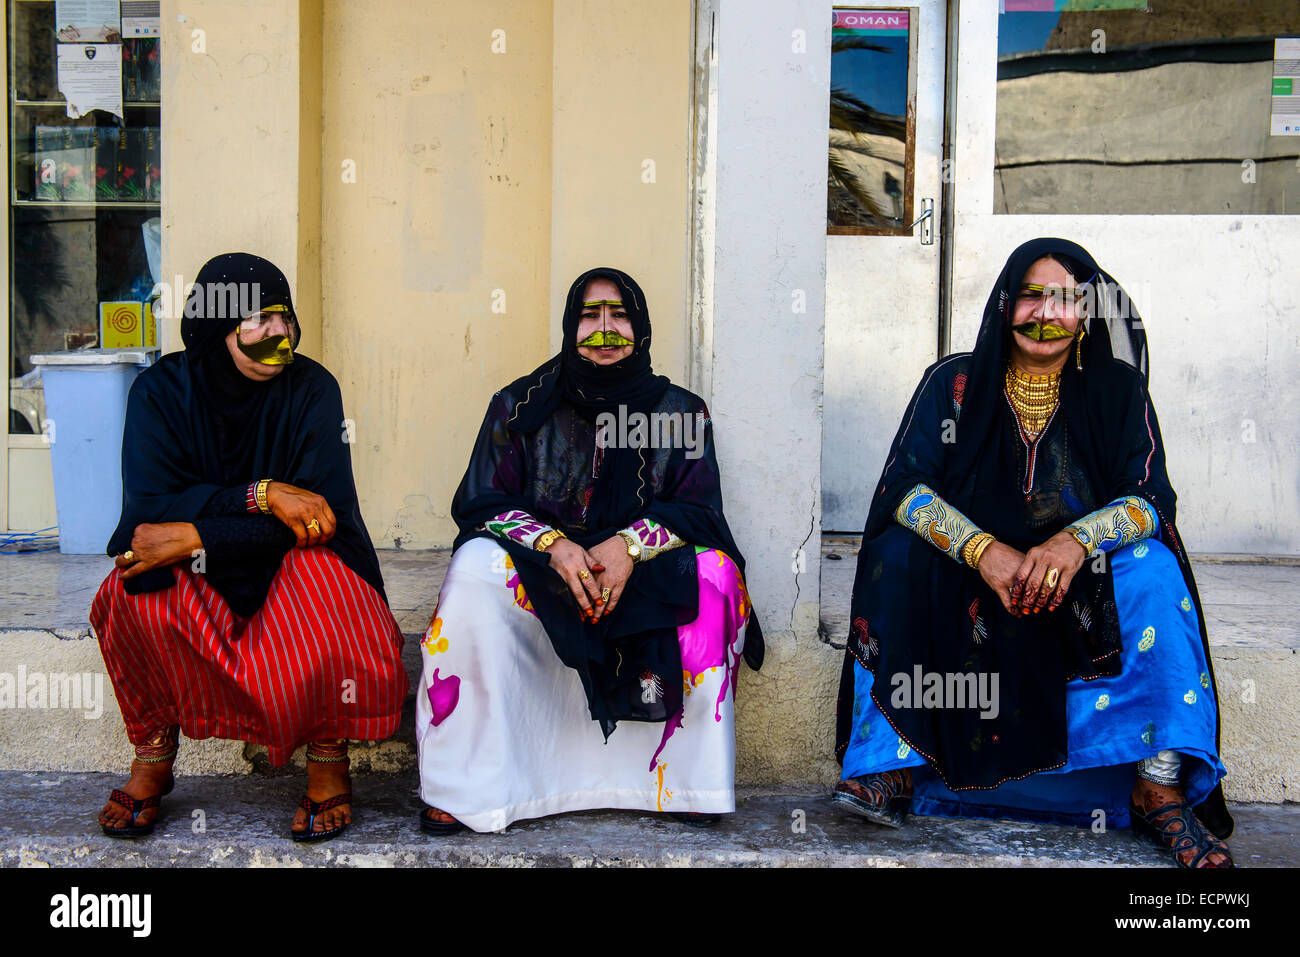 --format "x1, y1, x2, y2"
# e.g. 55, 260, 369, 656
577, 329, 635, 348
237, 334, 295, 365
1011, 321, 1076, 342
236, 304, 295, 365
